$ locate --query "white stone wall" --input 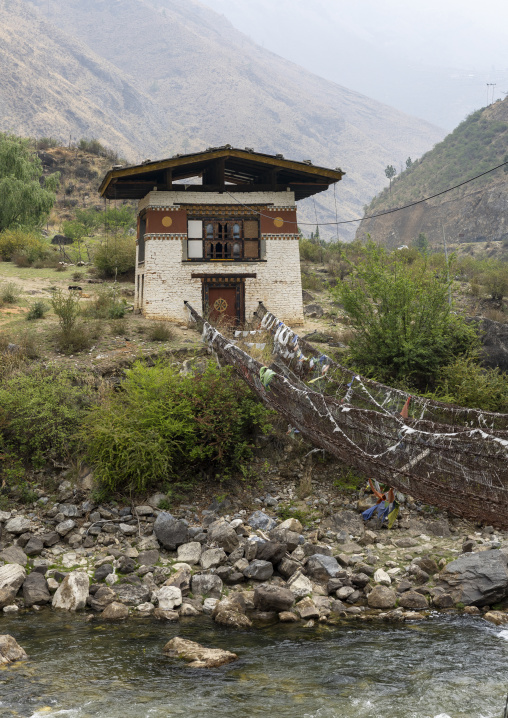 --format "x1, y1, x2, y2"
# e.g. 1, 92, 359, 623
139, 236, 303, 324
137, 190, 304, 325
